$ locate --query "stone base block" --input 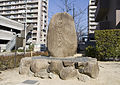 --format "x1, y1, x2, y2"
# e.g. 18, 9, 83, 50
19, 56, 99, 81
